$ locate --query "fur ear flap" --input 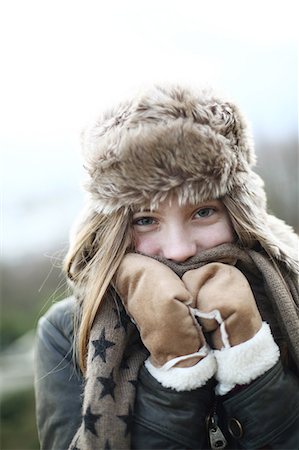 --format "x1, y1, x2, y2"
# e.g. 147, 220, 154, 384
266, 214, 299, 262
